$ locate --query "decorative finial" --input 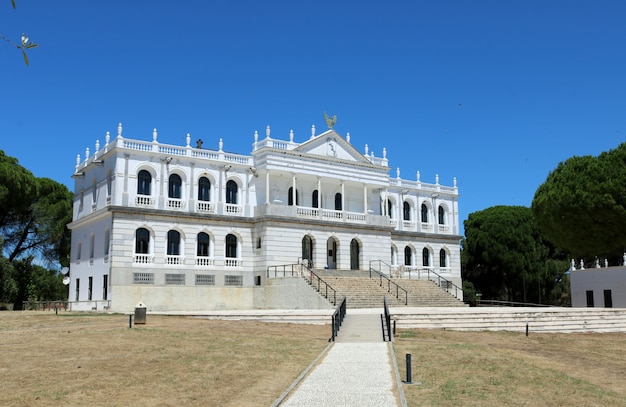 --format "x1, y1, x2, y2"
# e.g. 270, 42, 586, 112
436, 174, 439, 184
324, 112, 337, 129
266, 125, 270, 138
289, 129, 294, 142
311, 124, 316, 139
85, 147, 90, 160
254, 130, 258, 143
186, 133, 191, 147
364, 144, 369, 155
383, 148, 387, 159
105, 131, 110, 146
117, 122, 123, 138
346, 132, 350, 143
76, 154, 80, 166
95, 139, 100, 152
417, 171, 421, 182
453, 177, 457, 187
219, 138, 223, 151
152, 128, 158, 142
396, 168, 400, 178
